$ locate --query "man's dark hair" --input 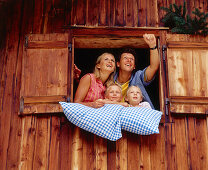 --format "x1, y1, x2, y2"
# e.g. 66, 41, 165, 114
118, 47, 138, 67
